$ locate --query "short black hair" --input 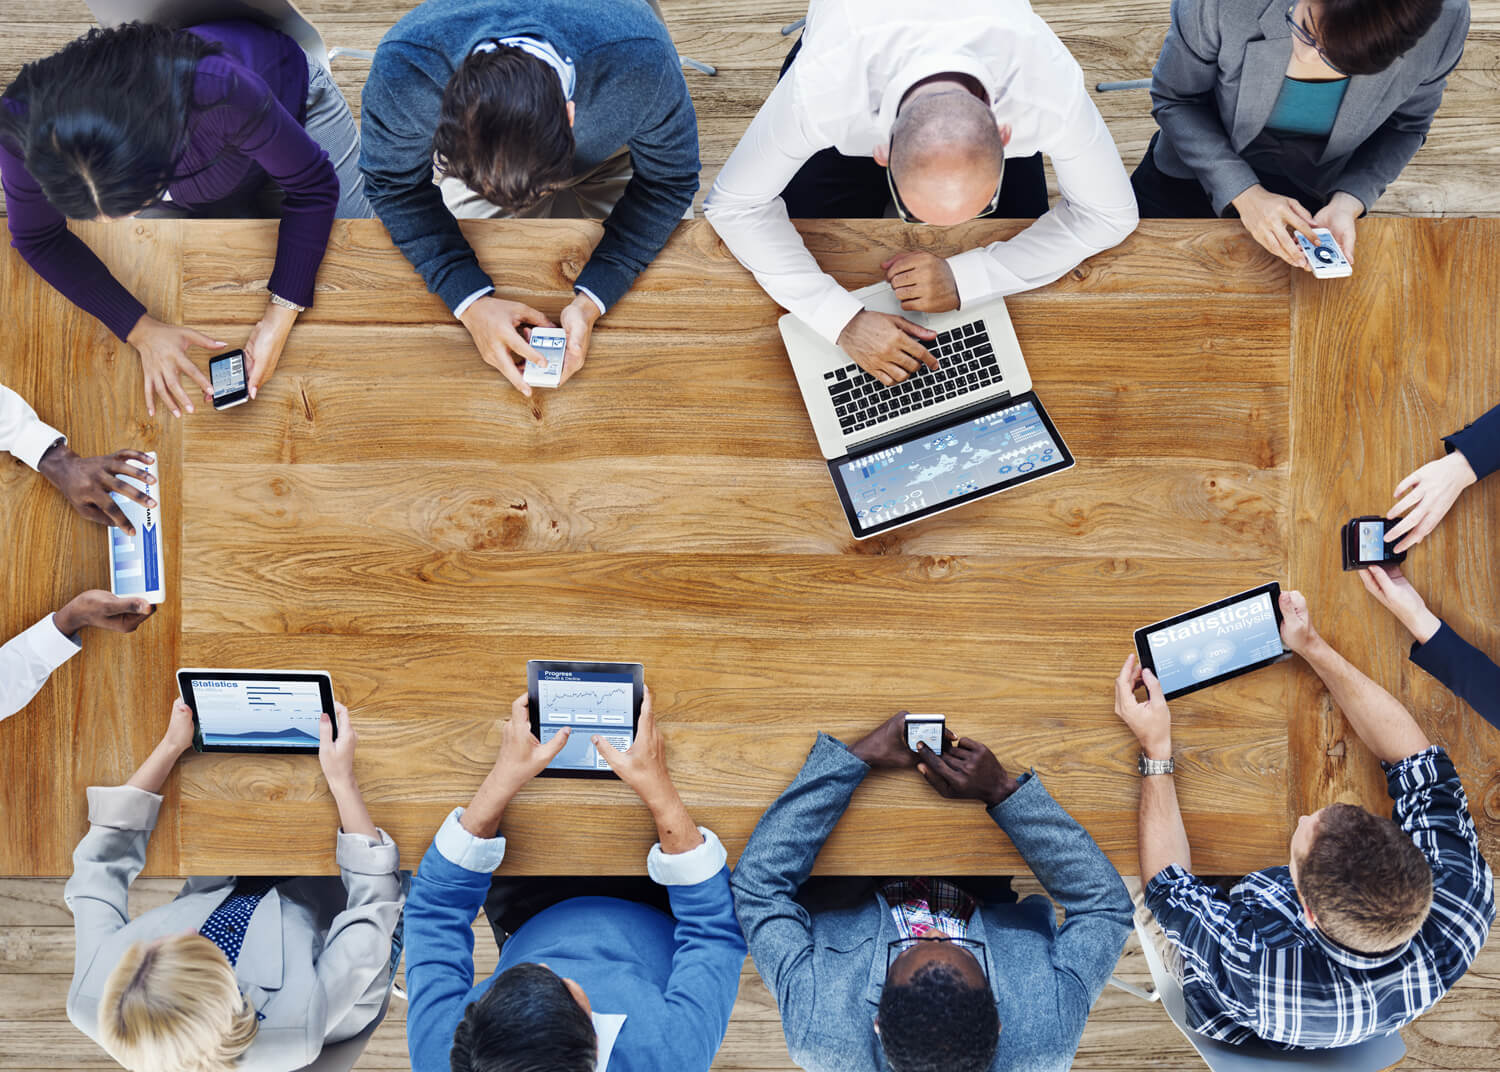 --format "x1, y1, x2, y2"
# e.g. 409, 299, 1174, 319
1317, 0, 1446, 76
433, 45, 575, 213
451, 962, 596, 1072
877, 962, 999, 1072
